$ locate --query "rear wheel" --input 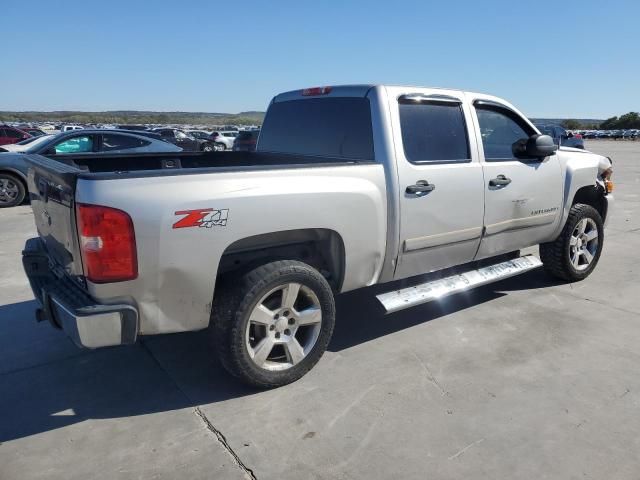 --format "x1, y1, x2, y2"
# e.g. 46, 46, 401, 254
0, 173, 26, 208
540, 203, 604, 281
211, 260, 335, 388
214, 143, 225, 152
202, 143, 214, 152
